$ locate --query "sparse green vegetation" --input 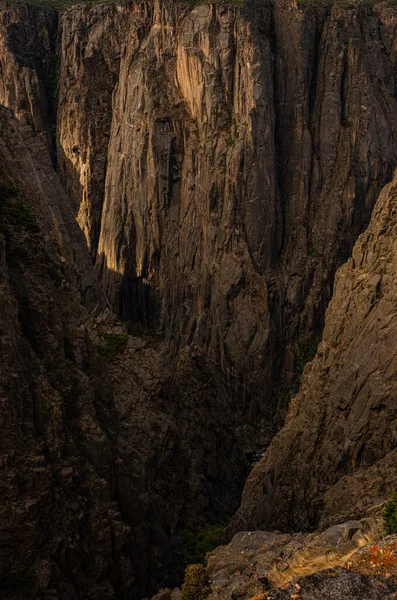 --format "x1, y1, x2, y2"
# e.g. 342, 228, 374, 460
181, 564, 211, 600
308, 246, 323, 260
0, 184, 40, 235
20, 0, 117, 11
383, 492, 397, 536
99, 332, 128, 359
181, 523, 226, 565
294, 332, 321, 377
